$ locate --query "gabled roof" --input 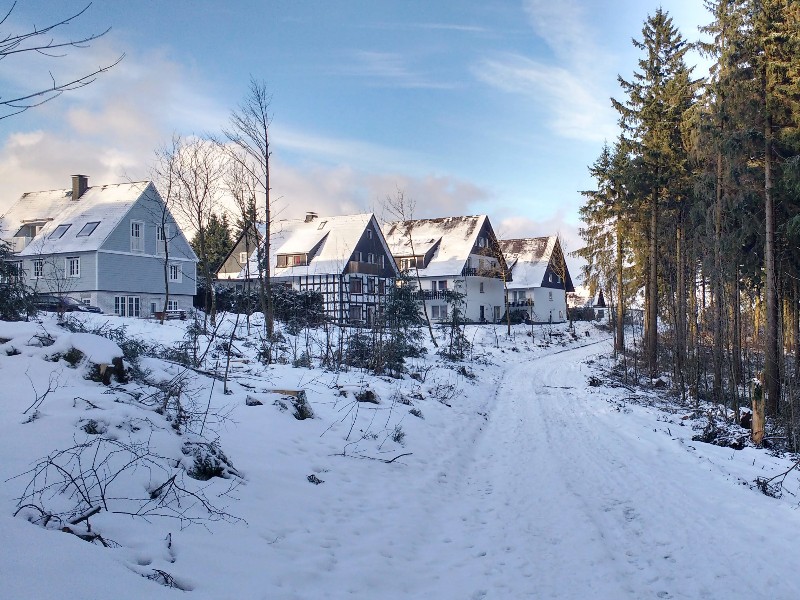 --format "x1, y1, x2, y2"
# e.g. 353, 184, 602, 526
500, 236, 558, 290
382, 215, 491, 278
239, 213, 398, 278
2, 181, 154, 255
